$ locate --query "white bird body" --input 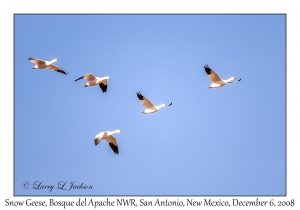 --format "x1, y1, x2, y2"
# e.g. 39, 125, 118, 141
75, 73, 110, 93
33, 59, 57, 68
94, 130, 122, 154
204, 65, 240, 88
136, 91, 172, 114
28, 57, 68, 75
